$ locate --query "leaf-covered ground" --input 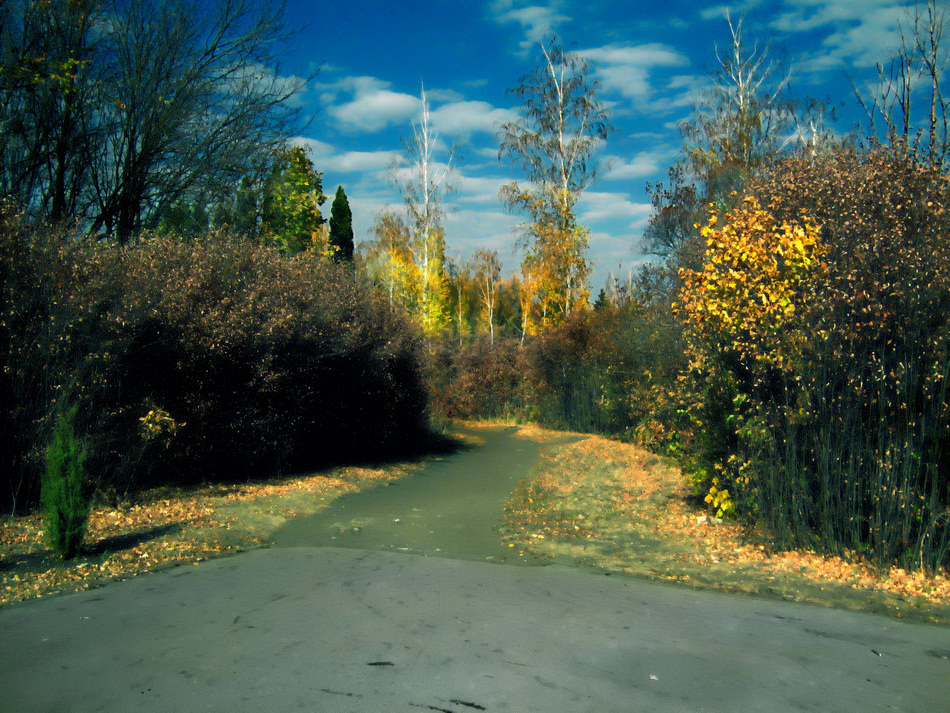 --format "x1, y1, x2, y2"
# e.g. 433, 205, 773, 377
503, 428, 950, 624
5, 424, 949, 624
0, 462, 420, 608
